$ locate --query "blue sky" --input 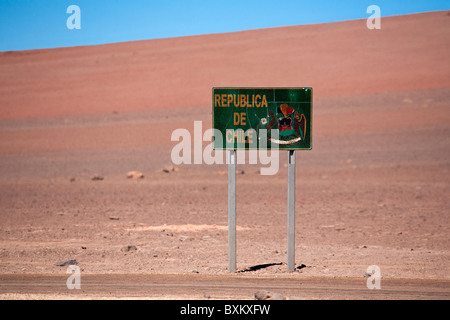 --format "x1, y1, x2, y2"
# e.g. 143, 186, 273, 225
0, 0, 449, 51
